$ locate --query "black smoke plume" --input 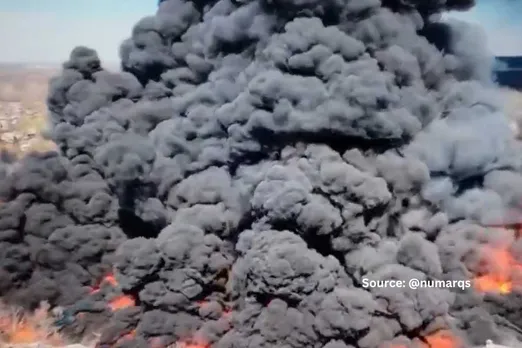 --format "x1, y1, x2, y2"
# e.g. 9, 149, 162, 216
2, 0, 522, 347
